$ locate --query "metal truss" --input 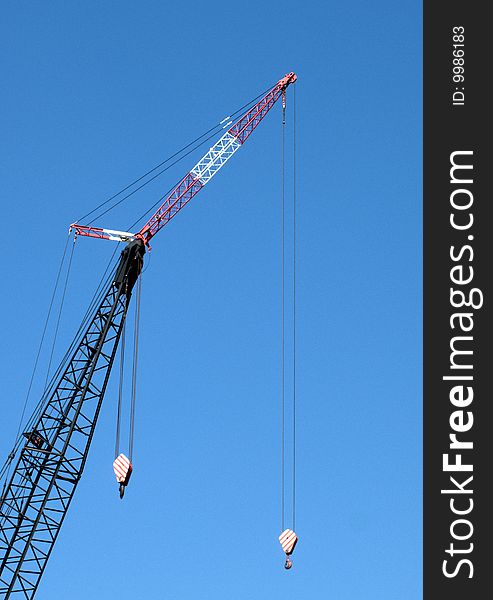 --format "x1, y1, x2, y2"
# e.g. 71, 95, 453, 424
0, 240, 144, 599
138, 73, 296, 246
71, 72, 297, 247
191, 132, 242, 184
